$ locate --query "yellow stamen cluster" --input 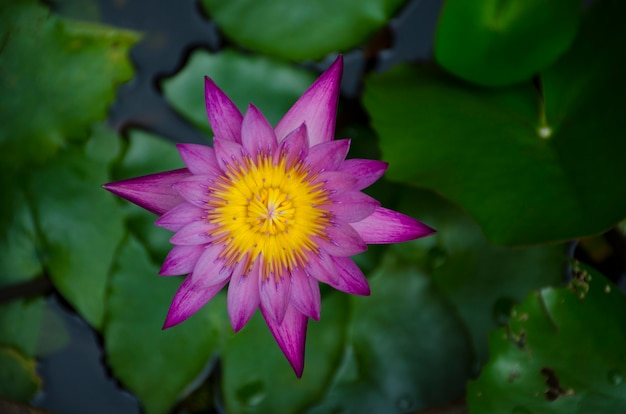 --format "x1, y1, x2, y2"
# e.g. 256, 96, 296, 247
206, 153, 331, 280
